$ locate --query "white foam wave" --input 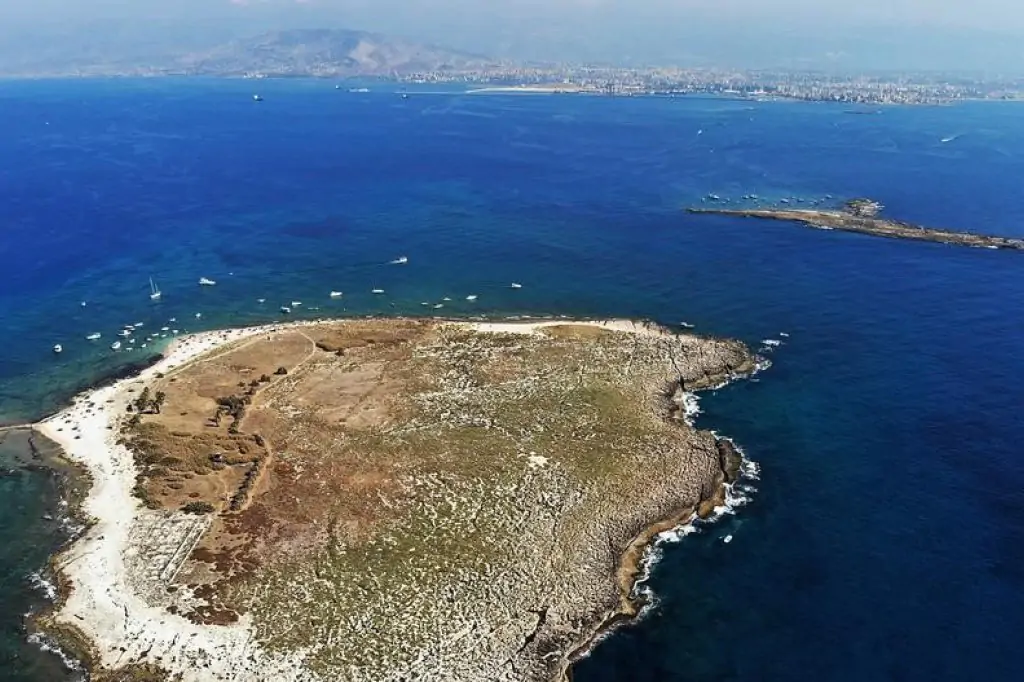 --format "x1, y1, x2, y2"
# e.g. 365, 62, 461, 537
631, 442, 760, 607
26, 632, 85, 675
680, 392, 702, 424
27, 570, 58, 602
